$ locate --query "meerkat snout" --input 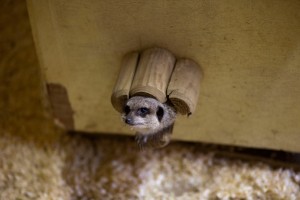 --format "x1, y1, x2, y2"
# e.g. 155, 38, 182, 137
124, 117, 133, 125
122, 96, 176, 149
